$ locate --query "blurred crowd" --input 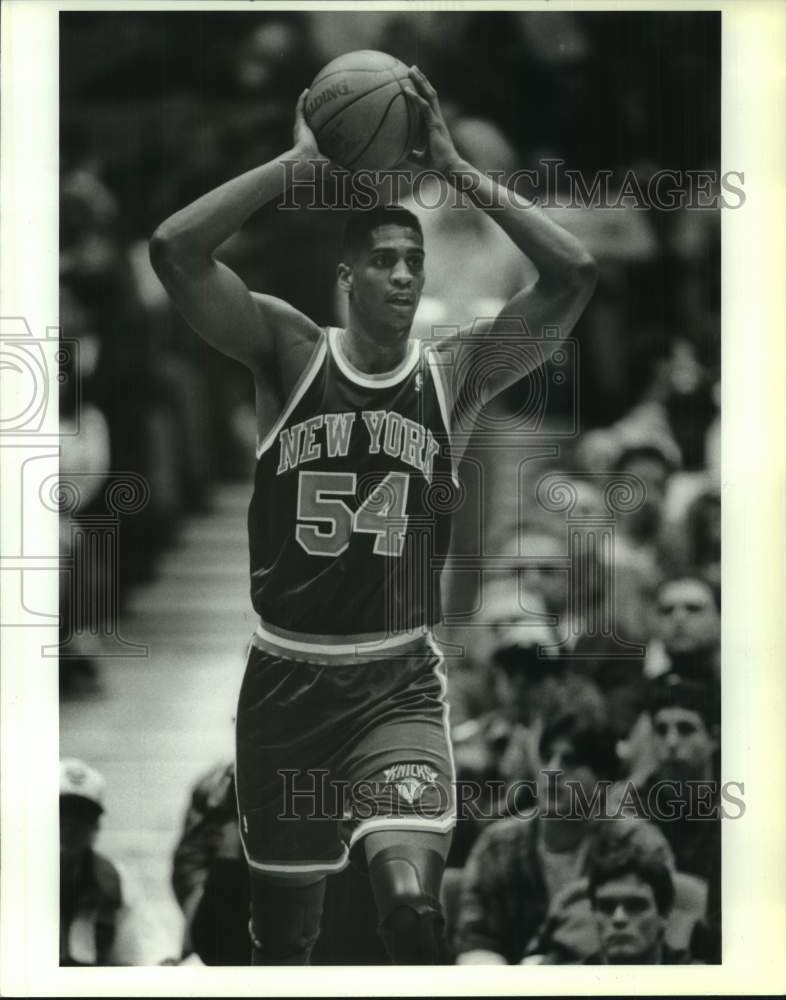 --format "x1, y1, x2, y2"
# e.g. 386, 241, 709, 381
59, 10, 721, 966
